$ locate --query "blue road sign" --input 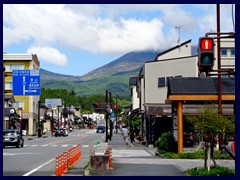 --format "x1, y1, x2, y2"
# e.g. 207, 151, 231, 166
110, 113, 115, 118
12, 70, 40, 96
